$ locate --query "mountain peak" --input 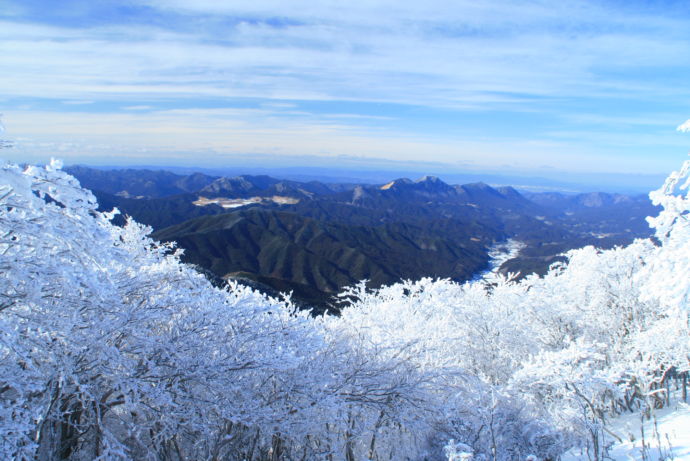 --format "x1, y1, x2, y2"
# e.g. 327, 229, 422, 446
379, 176, 455, 196
496, 186, 523, 199
416, 175, 442, 184
235, 175, 281, 189
380, 178, 413, 190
